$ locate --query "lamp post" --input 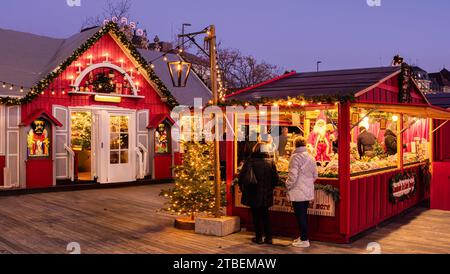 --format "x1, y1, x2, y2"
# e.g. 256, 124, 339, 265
174, 25, 222, 218
317, 61, 322, 72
